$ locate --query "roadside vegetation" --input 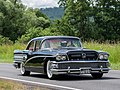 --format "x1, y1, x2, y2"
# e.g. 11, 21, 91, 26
0, 79, 27, 90
0, 43, 26, 63
0, 42, 120, 69
0, 0, 119, 43
83, 42, 120, 70
0, 79, 50, 90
